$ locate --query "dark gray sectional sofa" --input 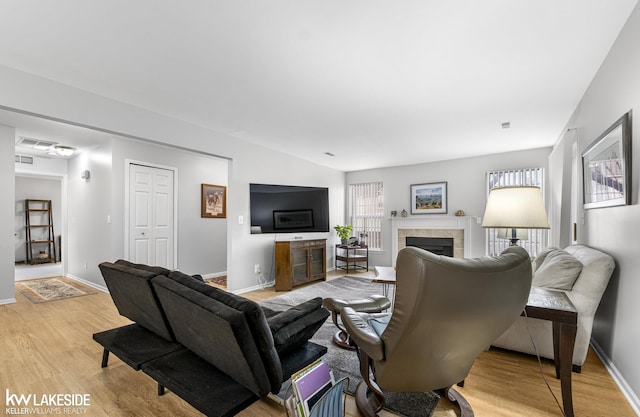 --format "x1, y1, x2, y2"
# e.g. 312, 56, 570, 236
93, 260, 329, 417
